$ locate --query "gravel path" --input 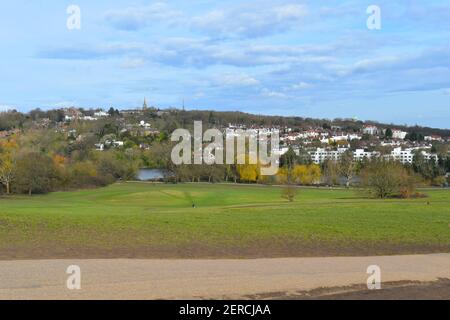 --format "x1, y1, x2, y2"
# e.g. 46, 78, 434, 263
0, 253, 449, 300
